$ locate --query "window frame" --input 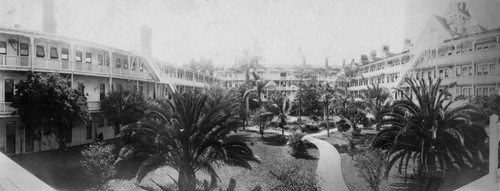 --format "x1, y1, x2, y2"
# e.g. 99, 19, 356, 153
85, 52, 92, 64
116, 58, 121, 68
20, 43, 29, 56
61, 48, 69, 60
36, 45, 45, 58
0, 41, 6, 54
4, 79, 14, 102
49, 47, 58, 59
97, 54, 103, 65
75, 51, 82, 62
